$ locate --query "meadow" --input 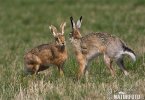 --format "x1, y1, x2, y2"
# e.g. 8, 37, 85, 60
0, 0, 145, 99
